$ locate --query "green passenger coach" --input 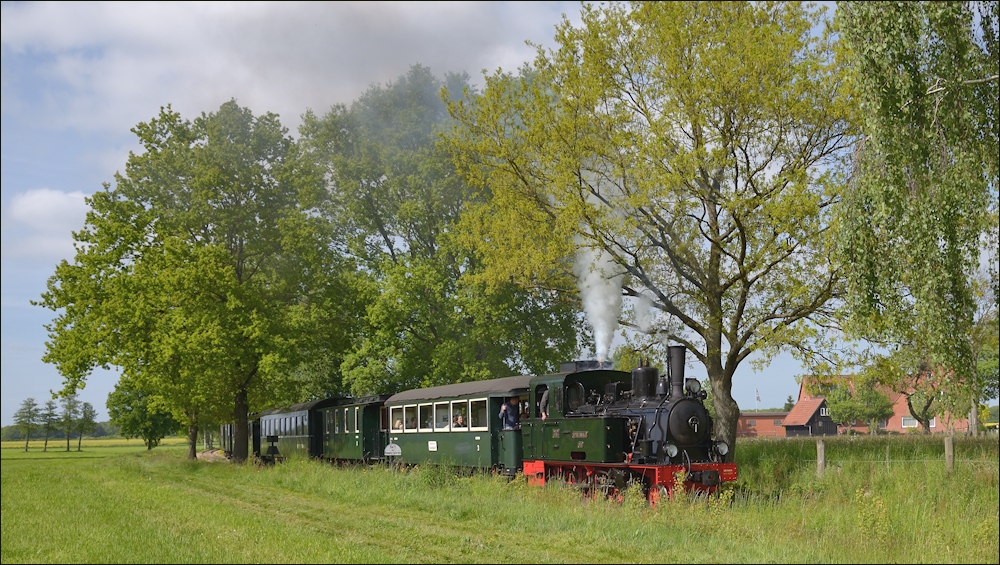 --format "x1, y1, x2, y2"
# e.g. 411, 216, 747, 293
383, 375, 533, 469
